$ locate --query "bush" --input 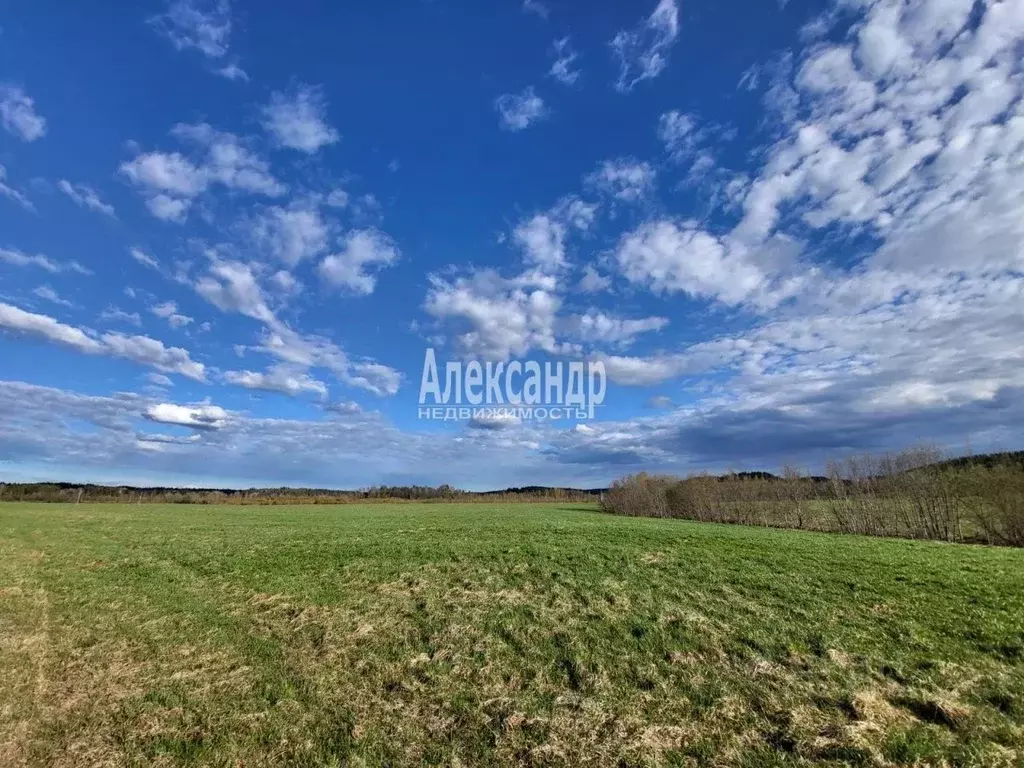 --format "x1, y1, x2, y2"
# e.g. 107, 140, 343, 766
601, 446, 1024, 546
